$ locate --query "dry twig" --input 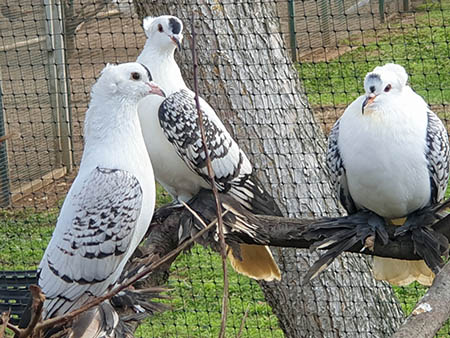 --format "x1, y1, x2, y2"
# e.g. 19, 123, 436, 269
16, 285, 45, 338
236, 304, 251, 338
190, 14, 229, 338
8, 211, 226, 336
0, 310, 11, 338
0, 133, 13, 143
